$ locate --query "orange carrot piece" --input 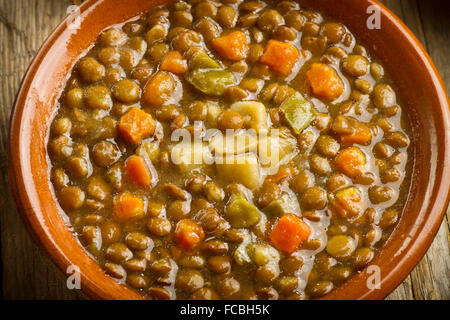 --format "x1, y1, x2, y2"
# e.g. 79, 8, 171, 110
339, 122, 372, 145
125, 155, 152, 187
160, 51, 188, 74
270, 214, 311, 254
266, 166, 297, 183
305, 63, 343, 101
335, 147, 366, 178
118, 107, 155, 144
143, 71, 176, 108
113, 192, 145, 222
175, 219, 205, 250
259, 40, 300, 76
212, 31, 249, 61
330, 187, 363, 218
